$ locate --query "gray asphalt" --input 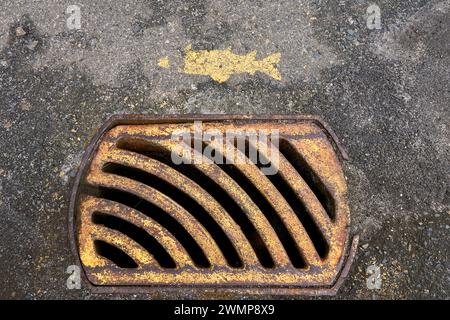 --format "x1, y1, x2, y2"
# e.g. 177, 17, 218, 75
0, 0, 448, 299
